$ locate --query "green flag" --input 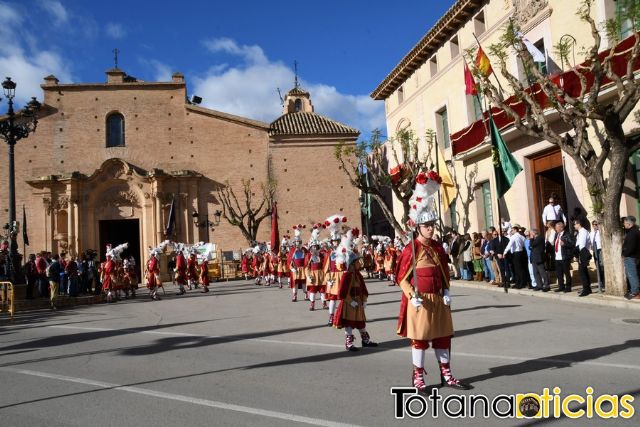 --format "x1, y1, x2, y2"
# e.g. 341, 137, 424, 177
490, 117, 522, 198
